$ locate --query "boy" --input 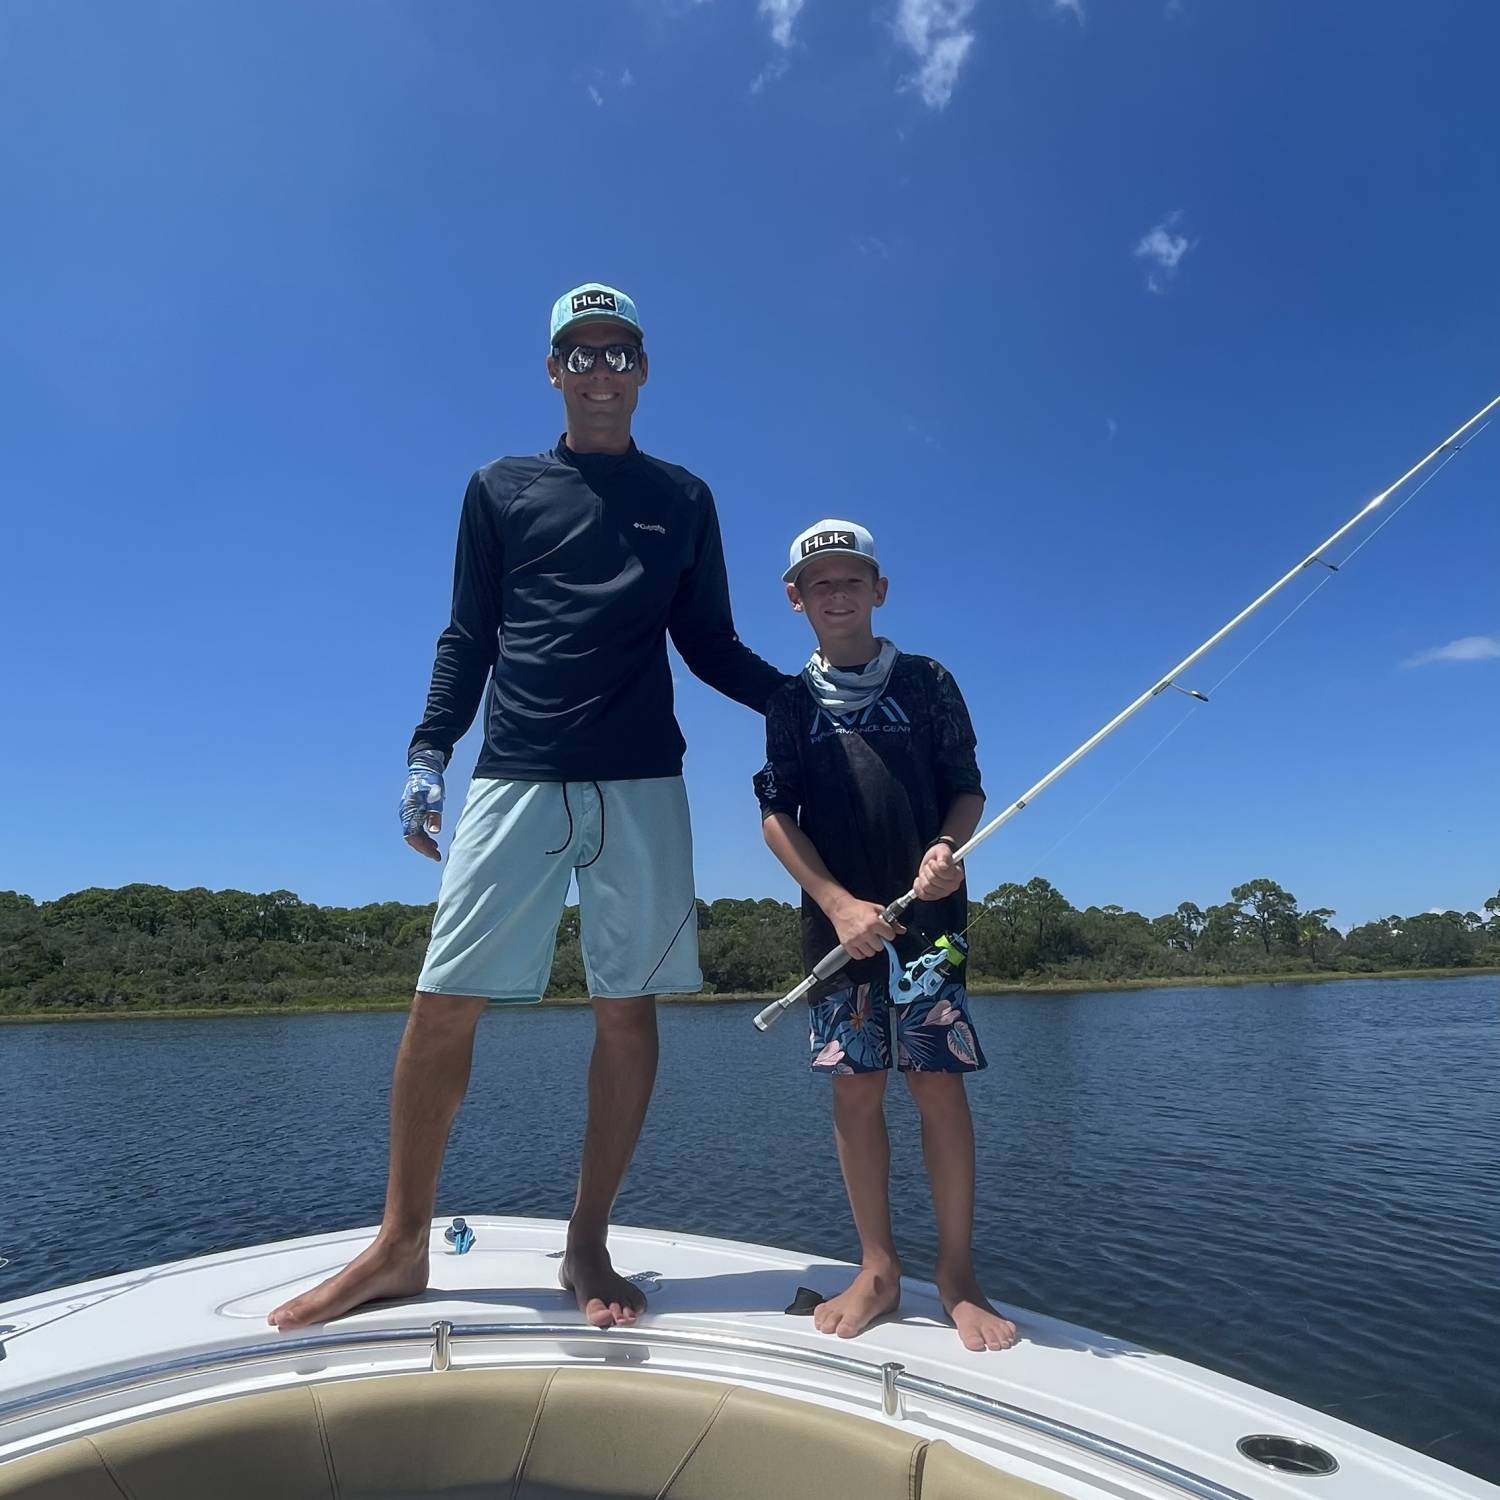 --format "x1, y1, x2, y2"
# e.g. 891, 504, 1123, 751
754, 519, 1017, 1353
